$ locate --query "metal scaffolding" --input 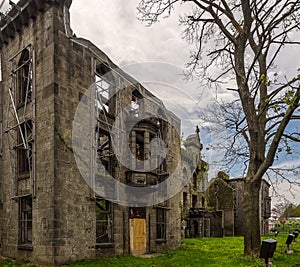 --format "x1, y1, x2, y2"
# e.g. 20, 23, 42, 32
90, 59, 175, 205
5, 45, 35, 198
92, 60, 123, 199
